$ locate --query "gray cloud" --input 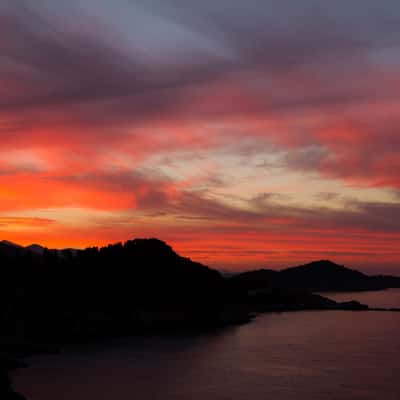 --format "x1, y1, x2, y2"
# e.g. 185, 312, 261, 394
2, 0, 399, 117
1, 0, 400, 190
